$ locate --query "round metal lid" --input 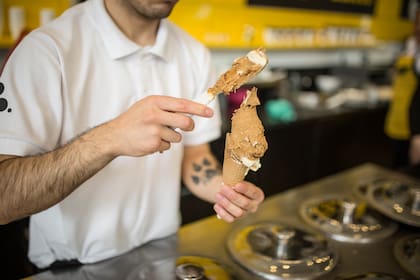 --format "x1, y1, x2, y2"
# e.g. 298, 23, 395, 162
226, 221, 337, 280
393, 234, 420, 279
334, 272, 407, 279
299, 195, 398, 243
360, 179, 420, 227
127, 255, 234, 280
